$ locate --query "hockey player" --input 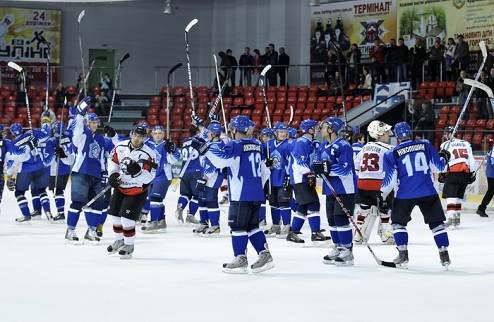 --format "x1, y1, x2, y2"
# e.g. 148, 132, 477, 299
313, 117, 356, 266
438, 126, 476, 229
381, 122, 451, 269
351, 132, 365, 159
287, 119, 331, 245
106, 124, 156, 259
263, 122, 293, 238
44, 121, 75, 222
65, 98, 107, 244
190, 115, 274, 274
353, 120, 394, 244
194, 121, 225, 236
141, 126, 179, 233
258, 127, 273, 227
